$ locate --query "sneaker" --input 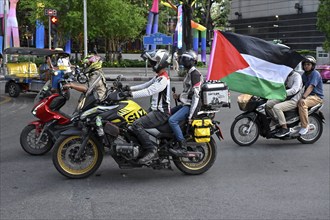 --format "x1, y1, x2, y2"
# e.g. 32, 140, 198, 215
299, 127, 309, 135
275, 128, 290, 137
138, 149, 158, 164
